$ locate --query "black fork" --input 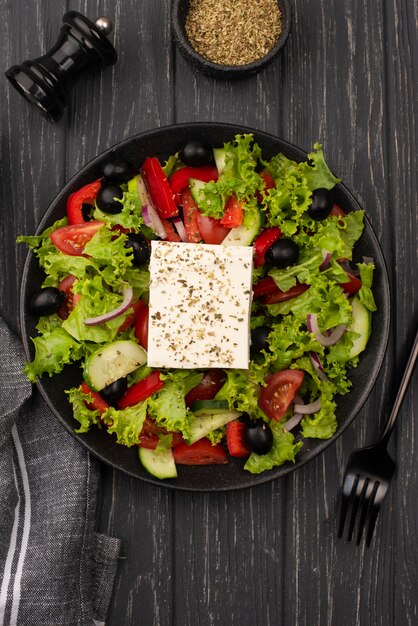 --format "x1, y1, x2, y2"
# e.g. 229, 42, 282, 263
337, 327, 418, 547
